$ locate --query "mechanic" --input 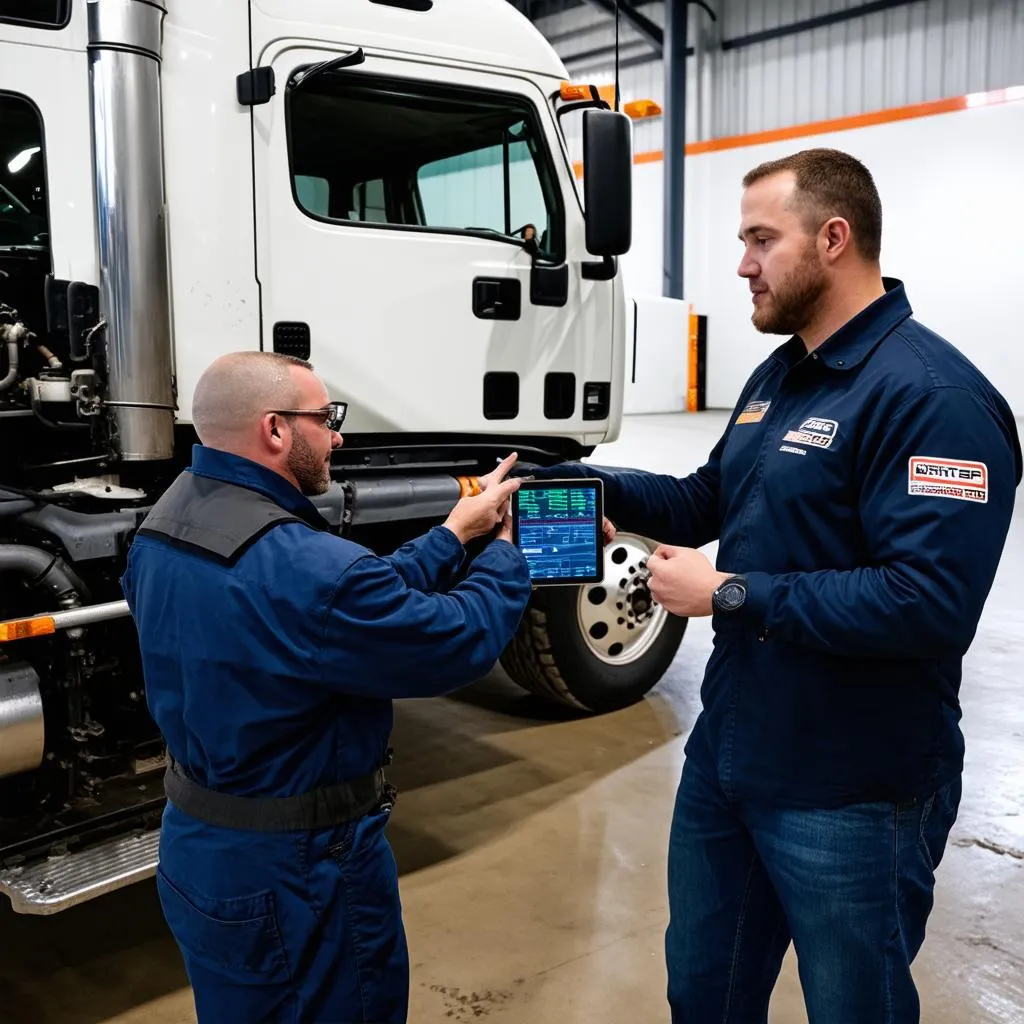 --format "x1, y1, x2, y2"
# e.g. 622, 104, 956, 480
121, 351, 532, 1024
532, 148, 1022, 1022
